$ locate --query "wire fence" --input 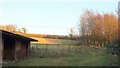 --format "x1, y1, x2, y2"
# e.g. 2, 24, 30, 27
29, 44, 78, 58
29, 43, 120, 58
107, 44, 120, 55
